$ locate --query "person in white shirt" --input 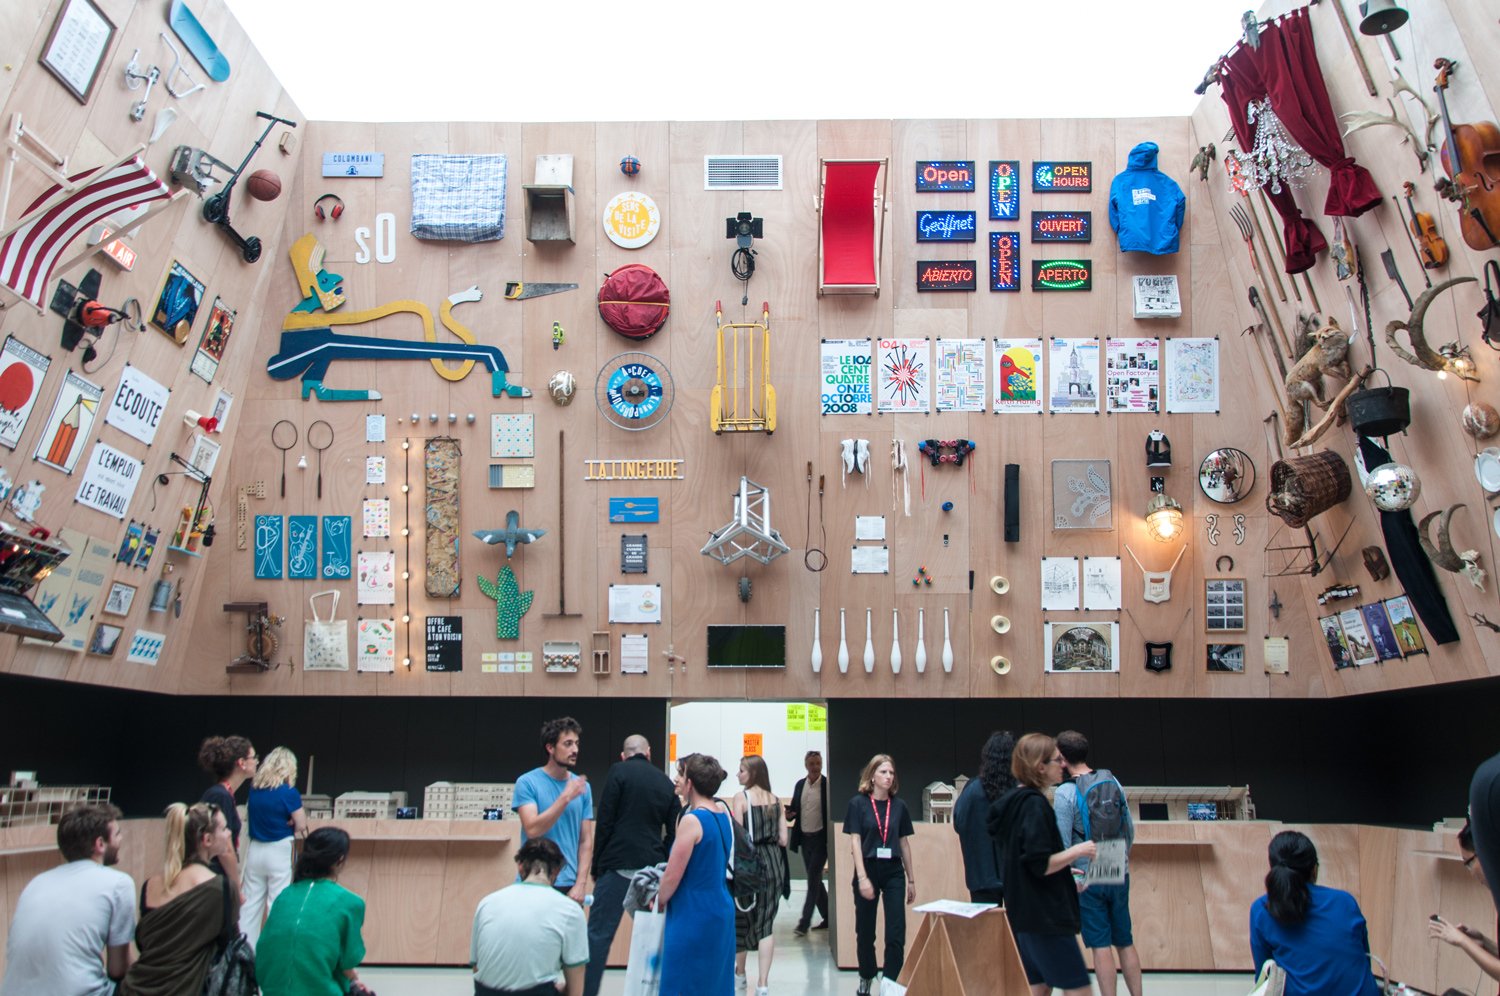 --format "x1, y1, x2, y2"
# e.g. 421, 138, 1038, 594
472, 838, 588, 996
0, 803, 135, 996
